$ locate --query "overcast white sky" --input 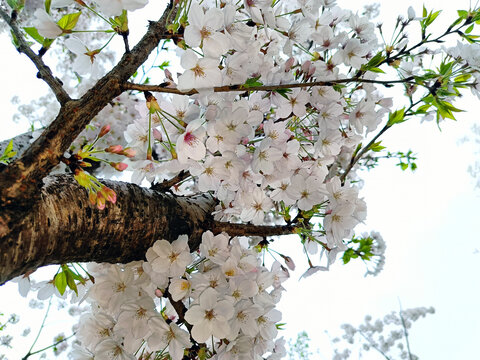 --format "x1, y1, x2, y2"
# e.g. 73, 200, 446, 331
0, 1, 479, 359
